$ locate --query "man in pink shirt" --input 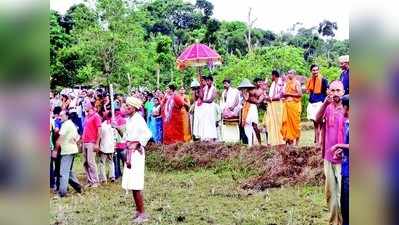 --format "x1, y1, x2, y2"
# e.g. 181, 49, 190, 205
316, 80, 345, 225
82, 103, 102, 188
